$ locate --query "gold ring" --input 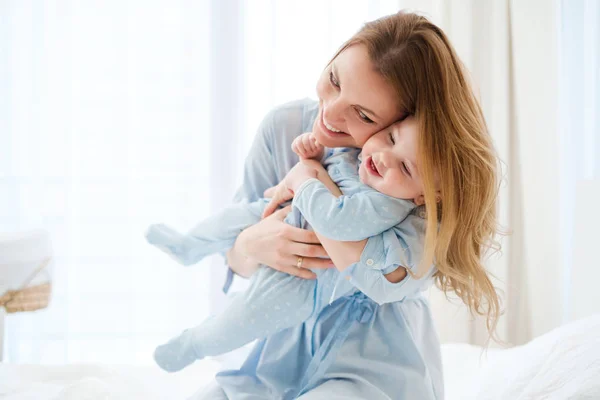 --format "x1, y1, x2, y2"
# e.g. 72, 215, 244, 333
296, 256, 304, 268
